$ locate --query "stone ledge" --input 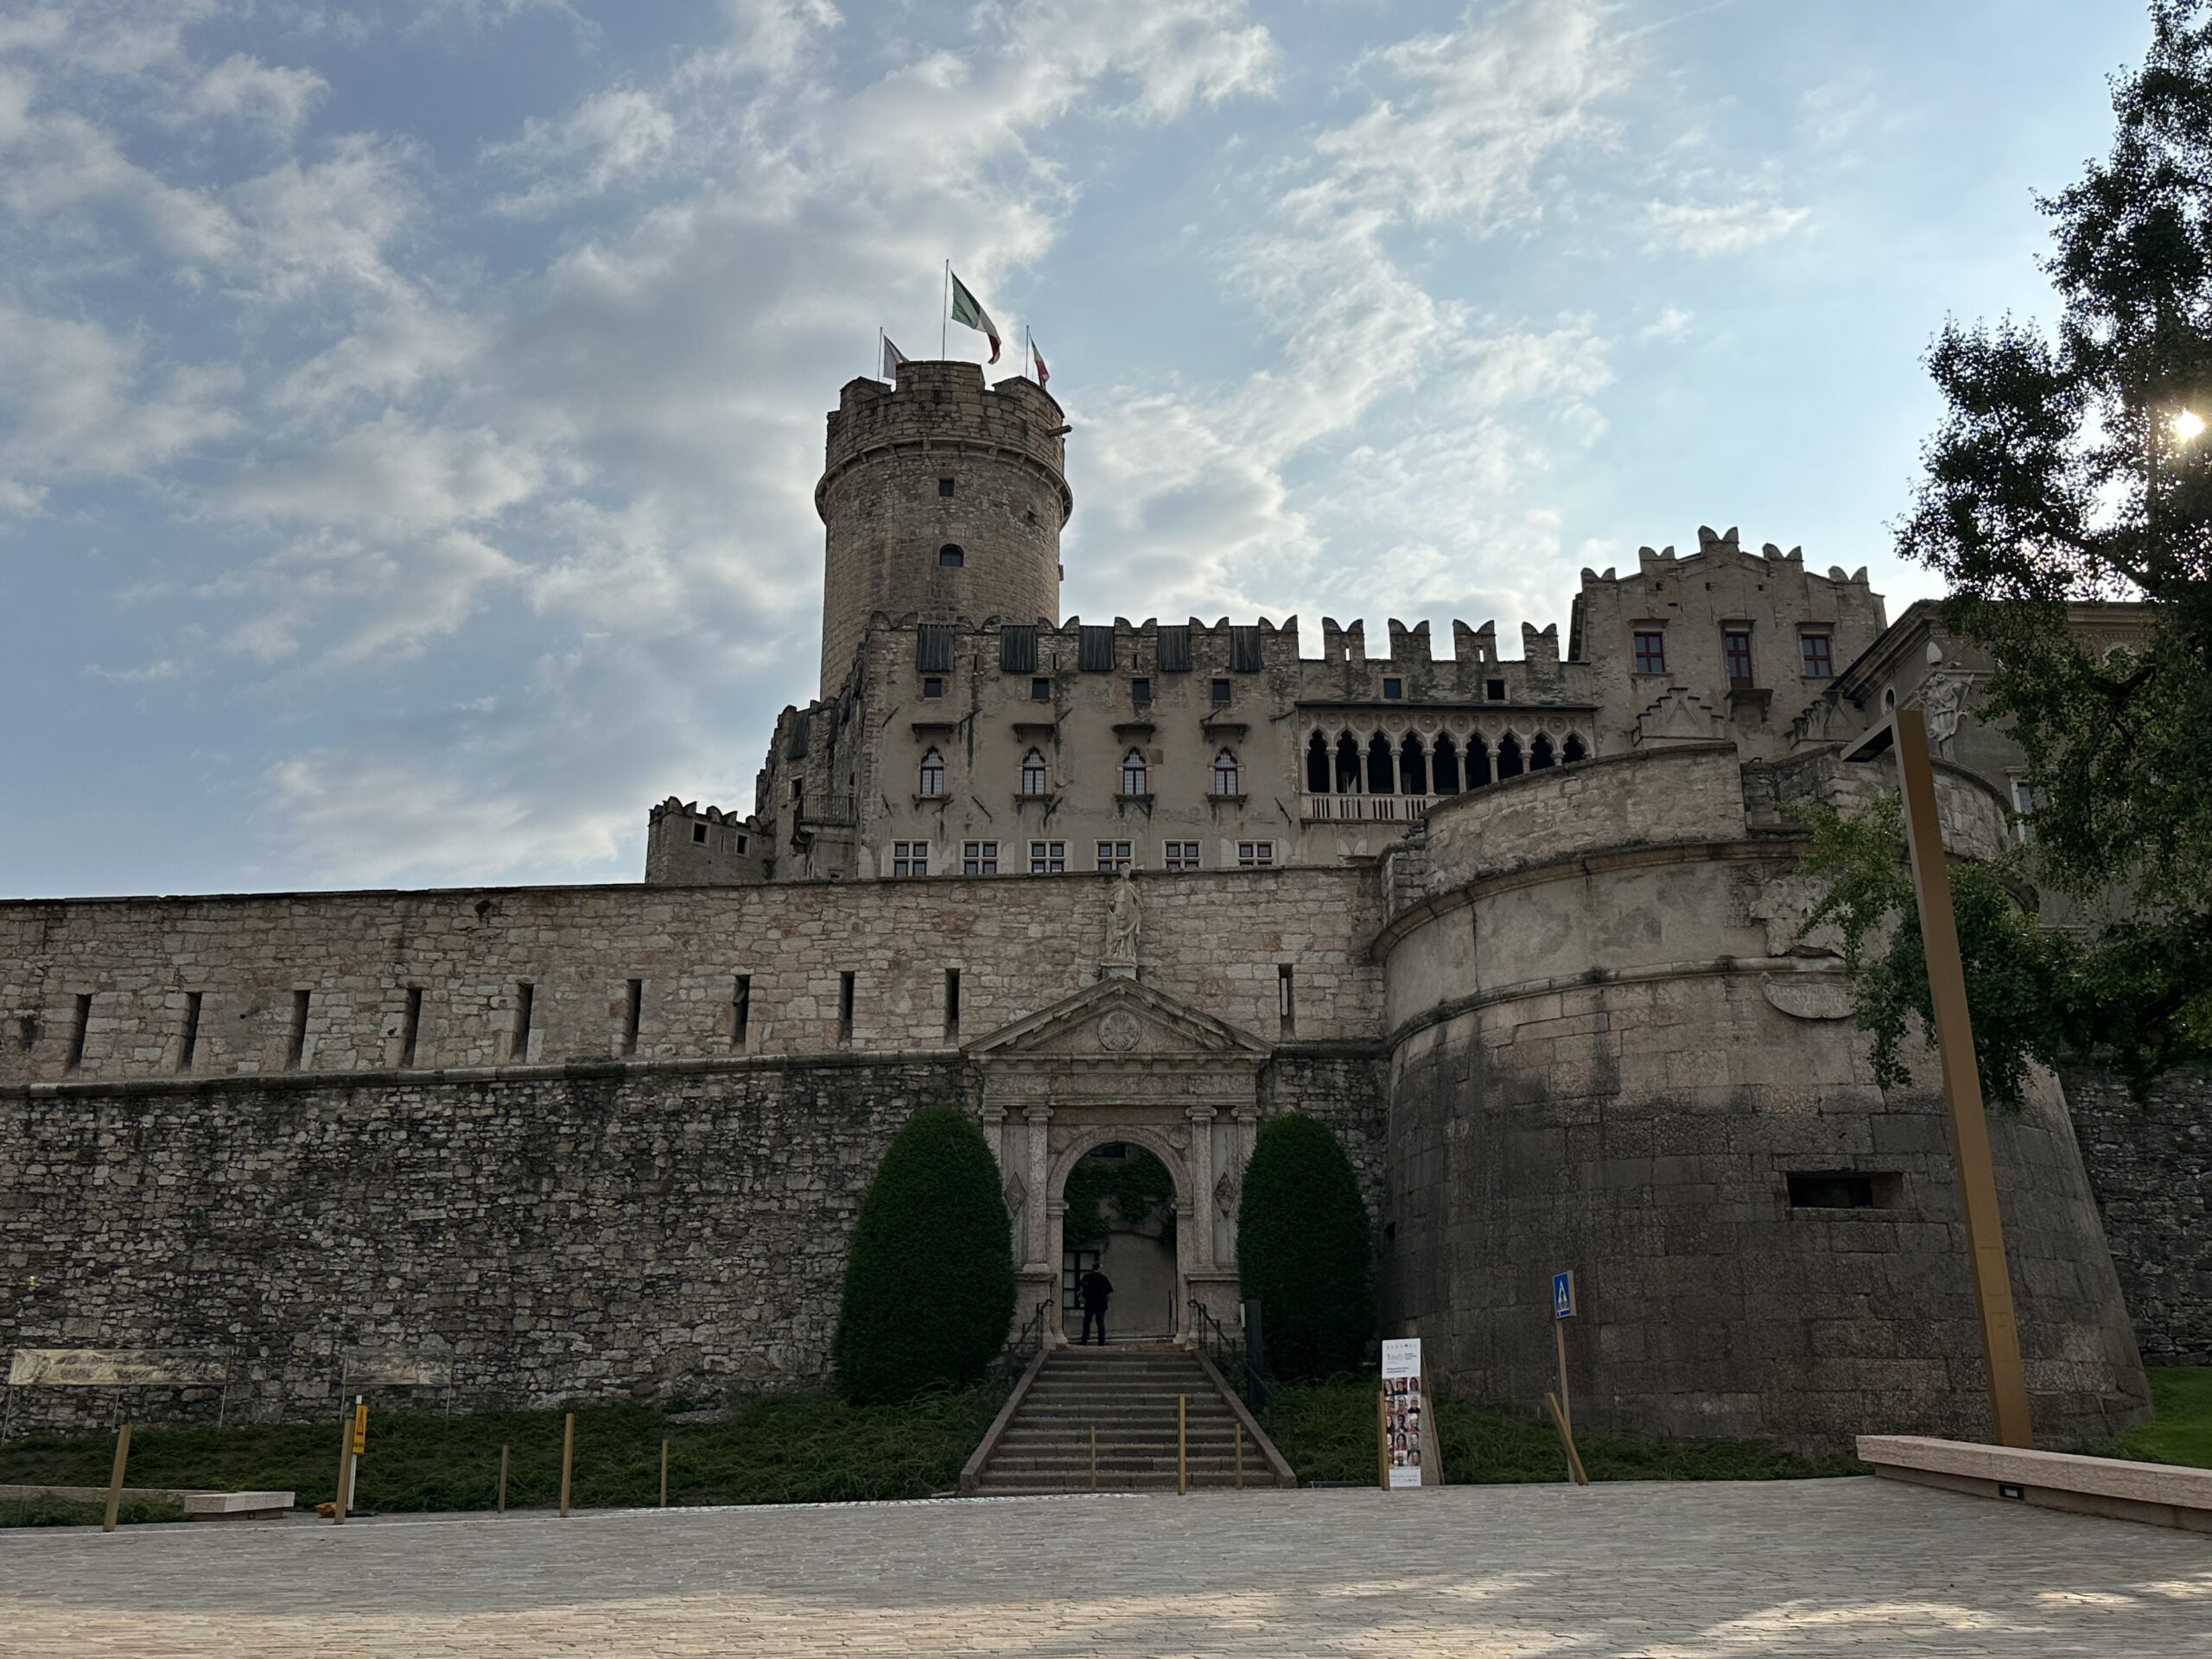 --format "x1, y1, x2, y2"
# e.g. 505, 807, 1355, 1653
1857, 1435, 2212, 1534
183, 1490, 295, 1521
